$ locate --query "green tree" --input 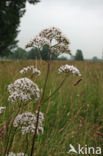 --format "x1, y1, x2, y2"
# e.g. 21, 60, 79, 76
27, 46, 58, 60
8, 47, 27, 59
0, 0, 40, 56
40, 45, 57, 60
27, 48, 41, 59
92, 56, 98, 61
75, 49, 84, 61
